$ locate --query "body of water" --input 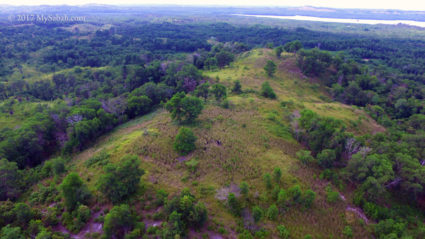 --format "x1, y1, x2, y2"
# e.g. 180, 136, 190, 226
234, 14, 425, 28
